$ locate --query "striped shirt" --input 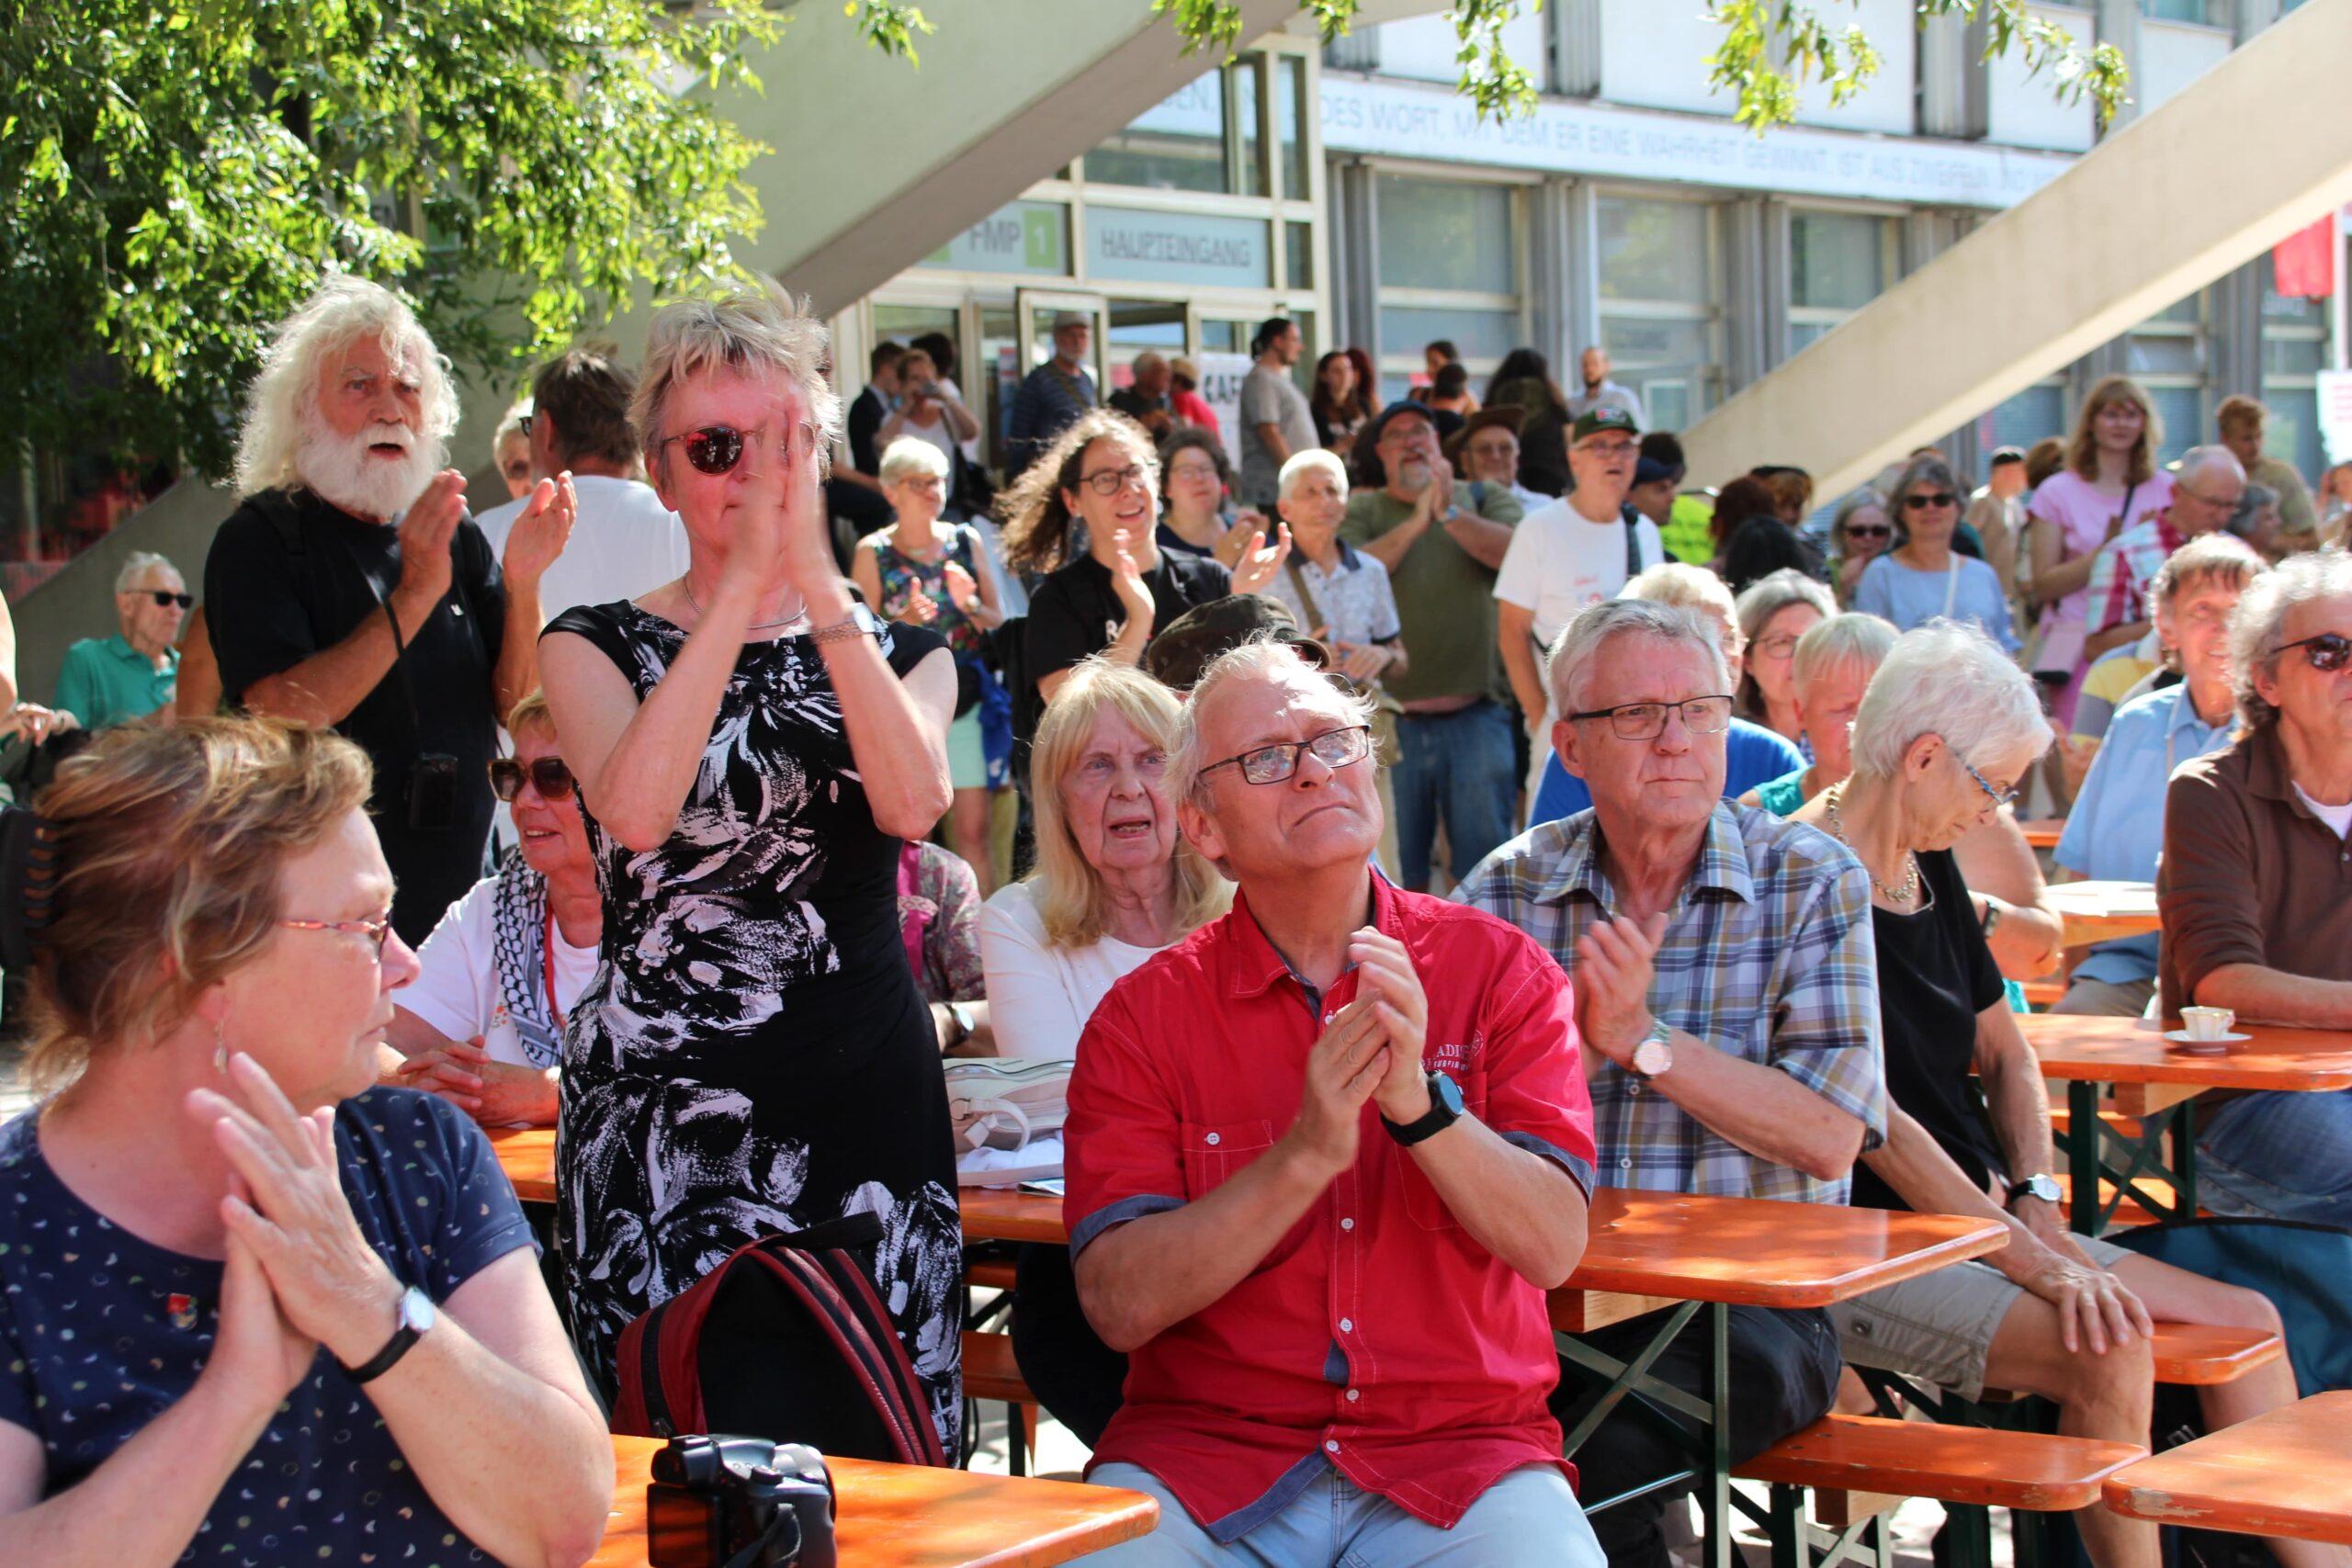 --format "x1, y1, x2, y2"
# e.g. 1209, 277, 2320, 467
1452, 801, 1886, 1204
